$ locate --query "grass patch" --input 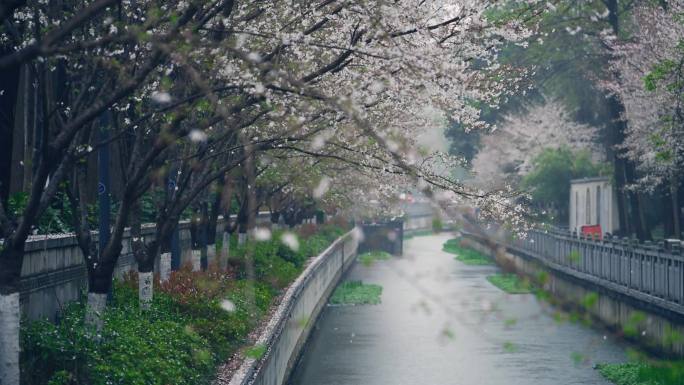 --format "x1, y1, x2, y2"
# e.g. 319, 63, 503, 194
443, 238, 493, 265
487, 274, 533, 294
330, 280, 383, 305
358, 251, 391, 266
244, 344, 266, 359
